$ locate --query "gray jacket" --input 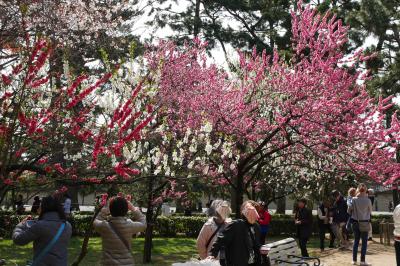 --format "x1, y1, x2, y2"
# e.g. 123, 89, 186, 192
348, 195, 372, 221
94, 208, 147, 266
12, 212, 72, 266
